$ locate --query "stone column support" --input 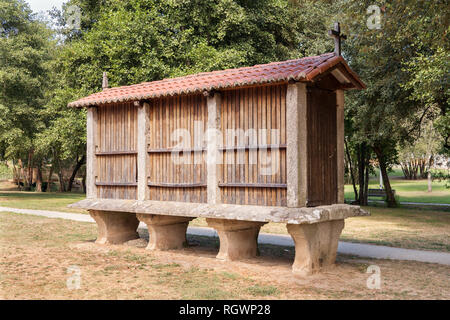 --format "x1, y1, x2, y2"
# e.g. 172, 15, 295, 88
206, 93, 222, 204
336, 90, 345, 203
287, 220, 344, 276
86, 107, 98, 199
137, 214, 194, 250
206, 219, 266, 261
90, 210, 140, 244
286, 82, 308, 207
137, 102, 150, 201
